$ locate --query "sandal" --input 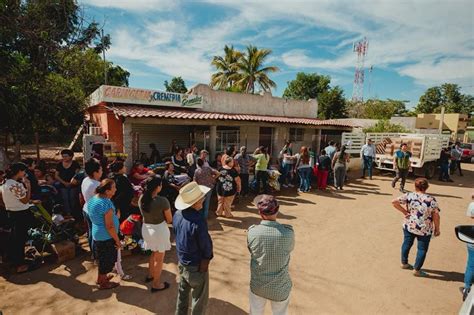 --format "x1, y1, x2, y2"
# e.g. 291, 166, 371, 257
225, 214, 234, 218
98, 281, 120, 290
121, 274, 132, 280
151, 281, 170, 292
96, 275, 114, 284
16, 264, 29, 274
